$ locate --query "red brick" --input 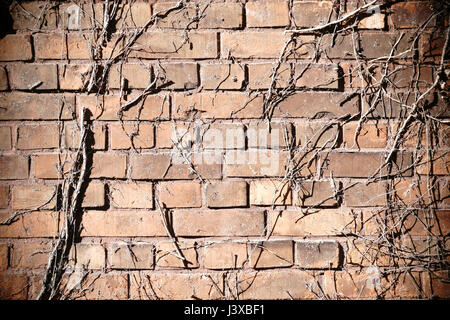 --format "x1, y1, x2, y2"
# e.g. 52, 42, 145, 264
344, 181, 387, 207
33, 153, 67, 179
7, 64, 58, 91
70, 243, 105, 270
130, 153, 221, 180
292, 1, 334, 28
295, 122, 340, 148
110, 182, 153, 209
67, 34, 121, 60
129, 272, 223, 299
392, 179, 436, 207
108, 243, 154, 270
206, 181, 248, 208
73, 274, 128, 300
324, 269, 385, 298
110, 123, 154, 150
346, 240, 390, 267
153, 2, 197, 29
272, 92, 359, 118
202, 123, 245, 149
155, 63, 198, 89
117, 1, 152, 28
390, 2, 434, 29
0, 211, 59, 238
156, 241, 198, 269
0, 243, 8, 270
0, 35, 32, 61
267, 209, 362, 236
173, 92, 263, 119
198, 2, 243, 29
0, 66, 8, 90
0, 186, 9, 208
200, 63, 245, 90
155, 122, 192, 149
417, 151, 449, 176
204, 242, 247, 269
296, 181, 340, 207
130, 32, 218, 59
108, 64, 152, 89
237, 270, 320, 299
249, 240, 293, 269
250, 180, 292, 206
91, 153, 127, 179
159, 182, 202, 208
10, 1, 57, 30
34, 34, 66, 60
173, 209, 265, 237
65, 123, 106, 150
11, 185, 57, 210
77, 94, 169, 121
221, 31, 314, 58
0, 127, 12, 150
0, 93, 74, 120
0, 156, 28, 180
246, 1, 289, 27
247, 121, 294, 149
10, 242, 51, 269
295, 63, 341, 89
322, 152, 413, 178
59, 64, 92, 90
247, 63, 290, 89
83, 183, 105, 208
81, 210, 166, 237
388, 64, 434, 88
60, 3, 104, 30
17, 124, 59, 150
343, 122, 388, 148
0, 274, 28, 299
225, 150, 290, 177
424, 271, 450, 299
295, 240, 340, 269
